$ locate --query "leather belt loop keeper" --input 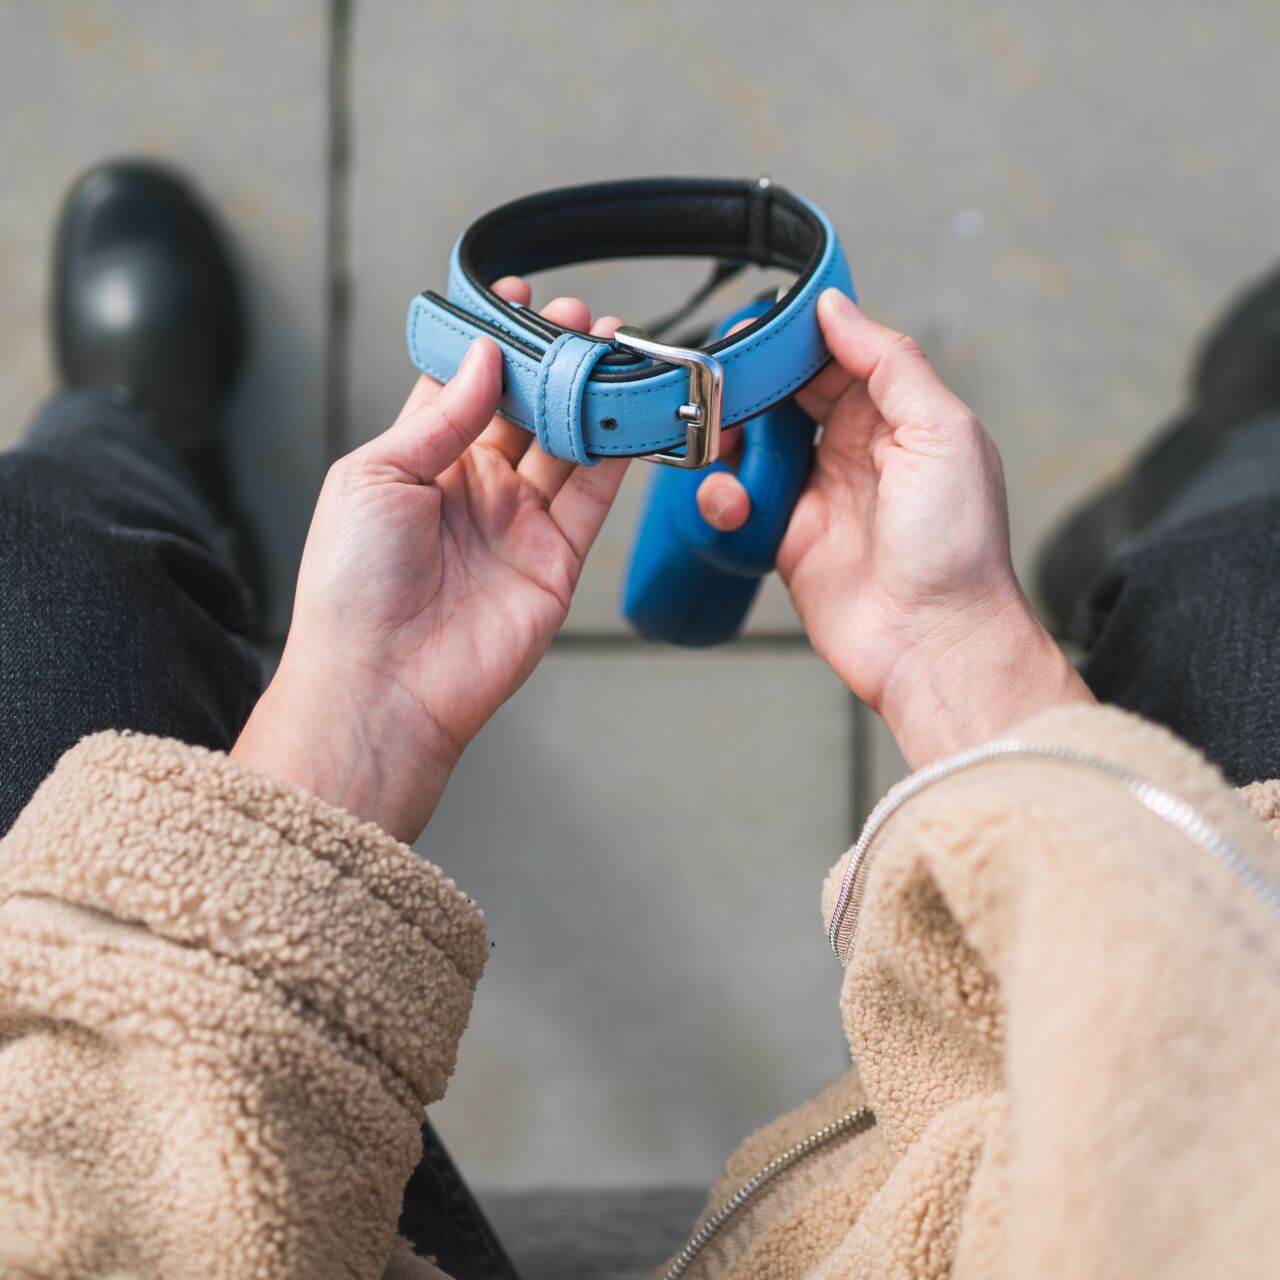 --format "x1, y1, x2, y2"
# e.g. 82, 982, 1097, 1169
534, 333, 612, 466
